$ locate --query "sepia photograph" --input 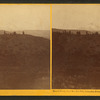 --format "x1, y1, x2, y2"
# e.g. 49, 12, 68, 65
52, 5, 100, 89
0, 5, 50, 89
